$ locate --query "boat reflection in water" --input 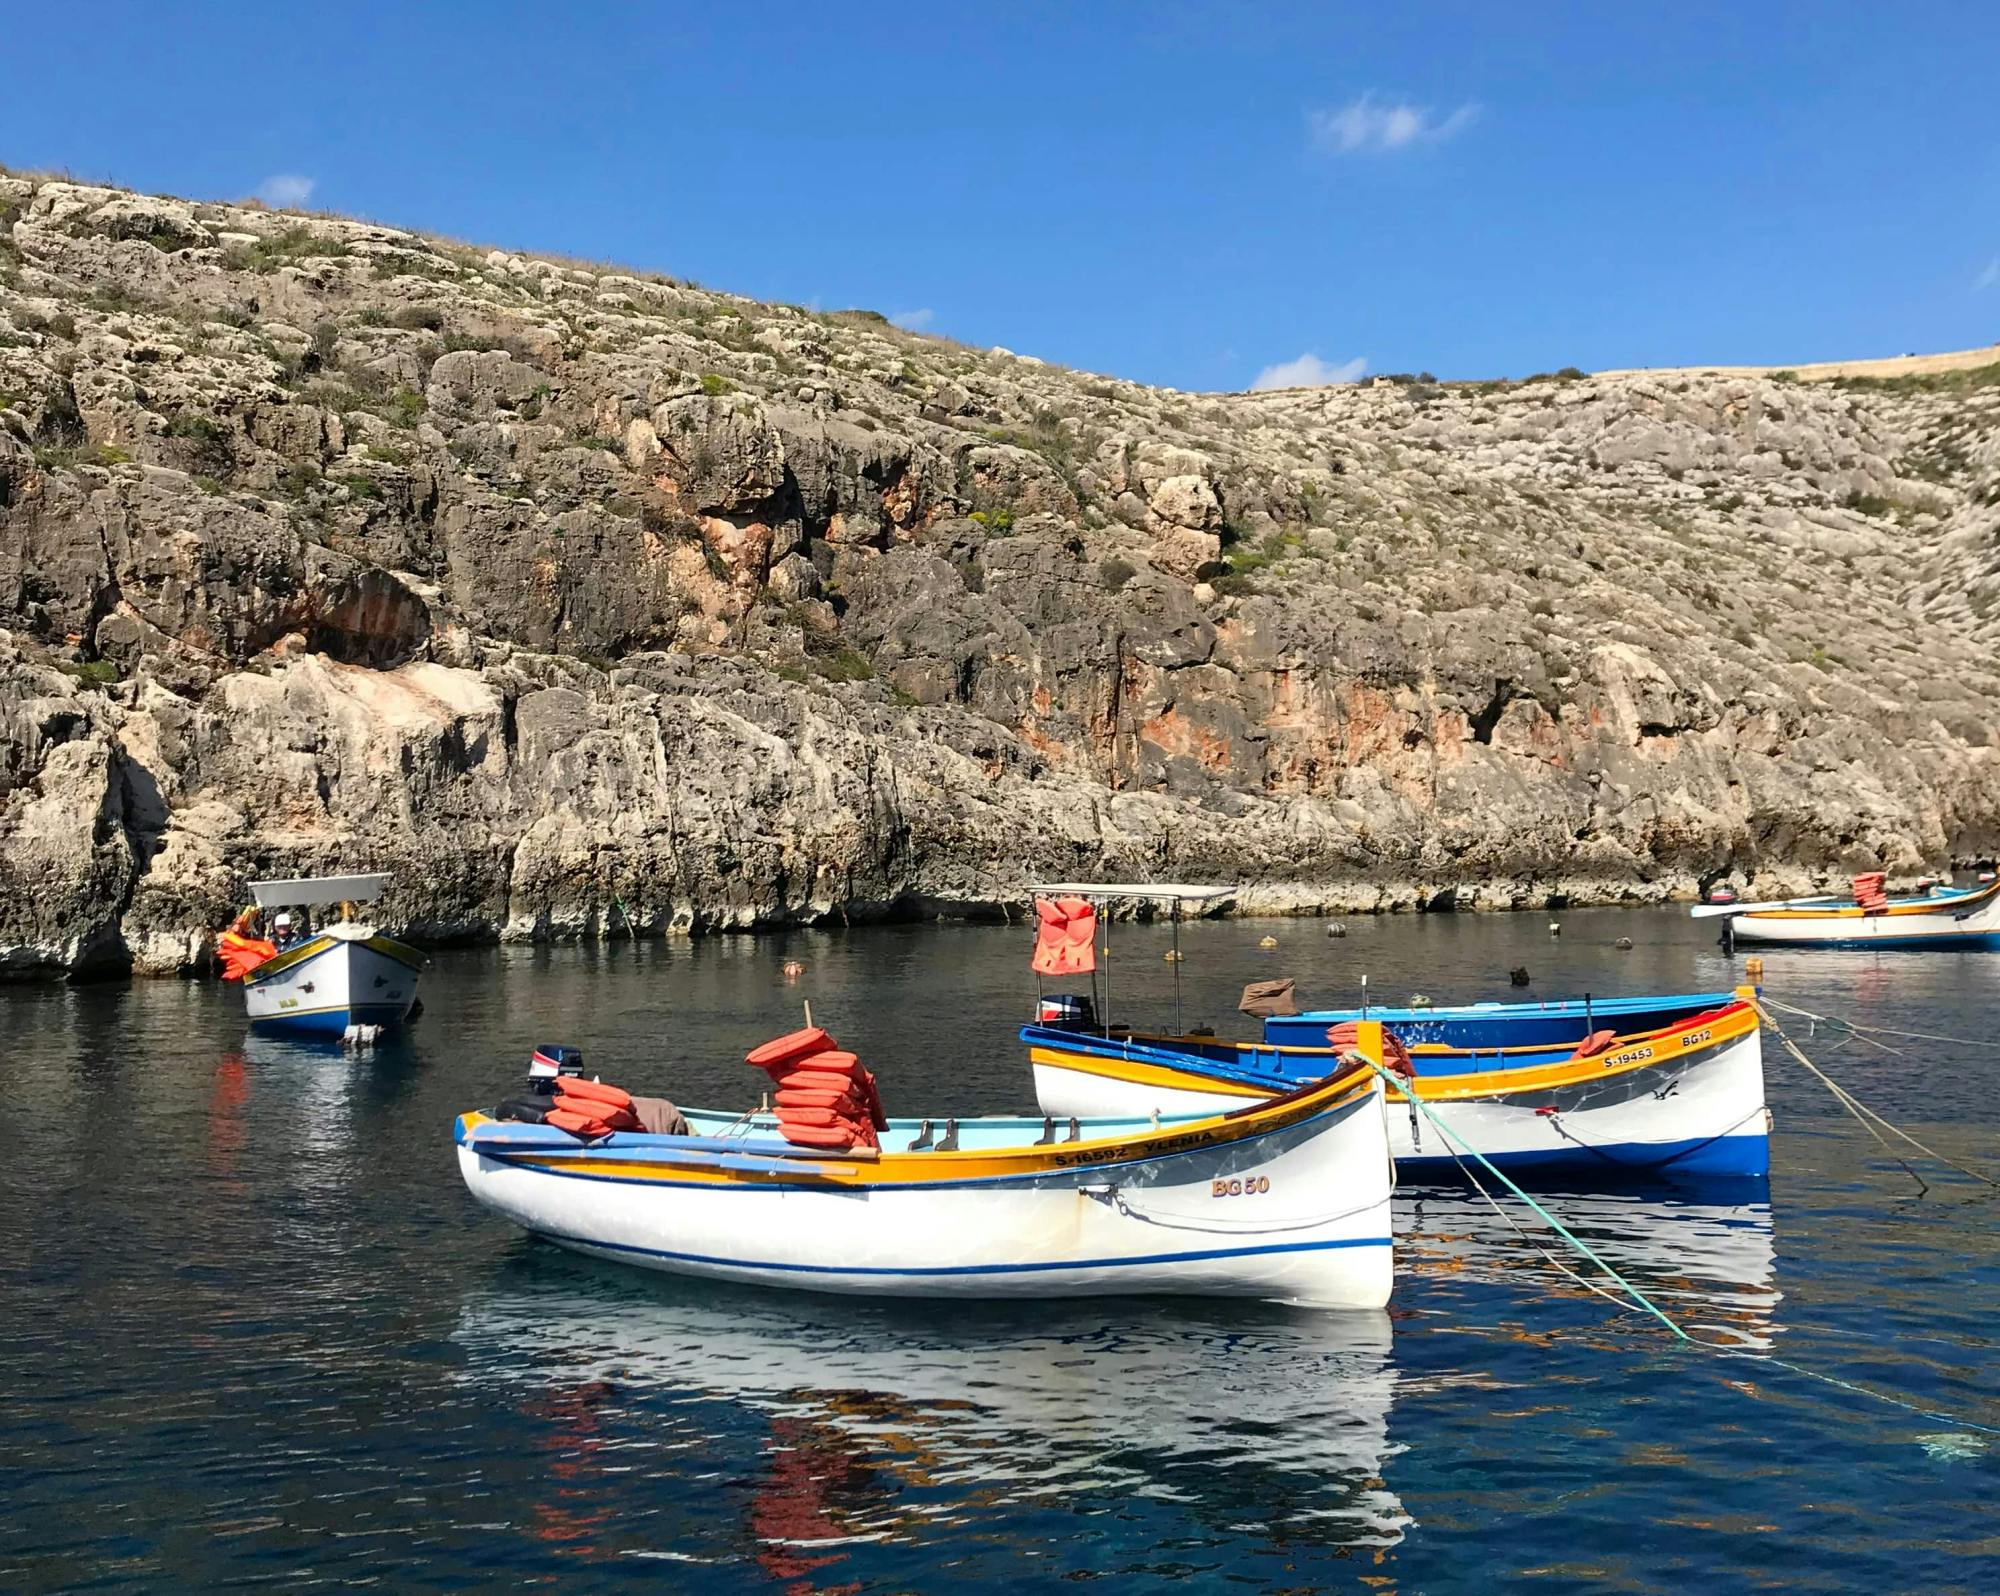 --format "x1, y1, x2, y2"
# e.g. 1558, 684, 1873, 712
454, 1257, 1409, 1571
1397, 1184, 1780, 1348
